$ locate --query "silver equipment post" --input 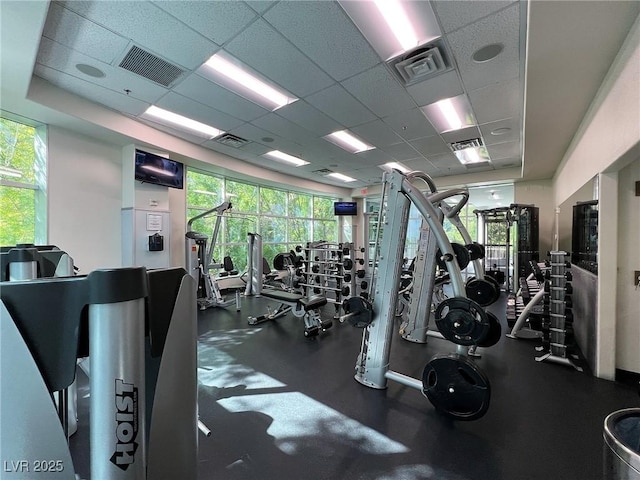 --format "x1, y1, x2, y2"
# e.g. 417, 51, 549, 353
89, 268, 148, 480
355, 171, 410, 389
245, 233, 263, 296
